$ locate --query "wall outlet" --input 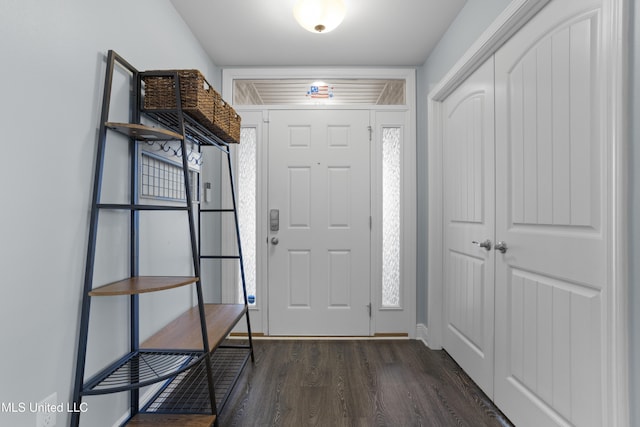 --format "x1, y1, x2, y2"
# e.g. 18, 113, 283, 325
36, 392, 57, 427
